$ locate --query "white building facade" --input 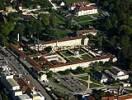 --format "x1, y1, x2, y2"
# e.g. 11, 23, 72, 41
77, 8, 98, 16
